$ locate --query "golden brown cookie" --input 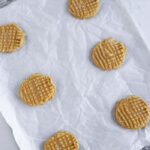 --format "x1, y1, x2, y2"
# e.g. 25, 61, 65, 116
0, 23, 25, 53
69, 0, 100, 19
44, 131, 79, 150
19, 73, 56, 106
115, 95, 150, 129
92, 38, 126, 70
